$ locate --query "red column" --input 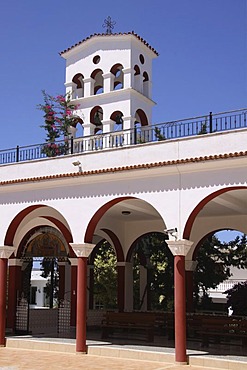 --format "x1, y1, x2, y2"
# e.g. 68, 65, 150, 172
76, 257, 87, 353
0, 258, 8, 346
7, 263, 22, 331
117, 265, 125, 312
174, 255, 187, 364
